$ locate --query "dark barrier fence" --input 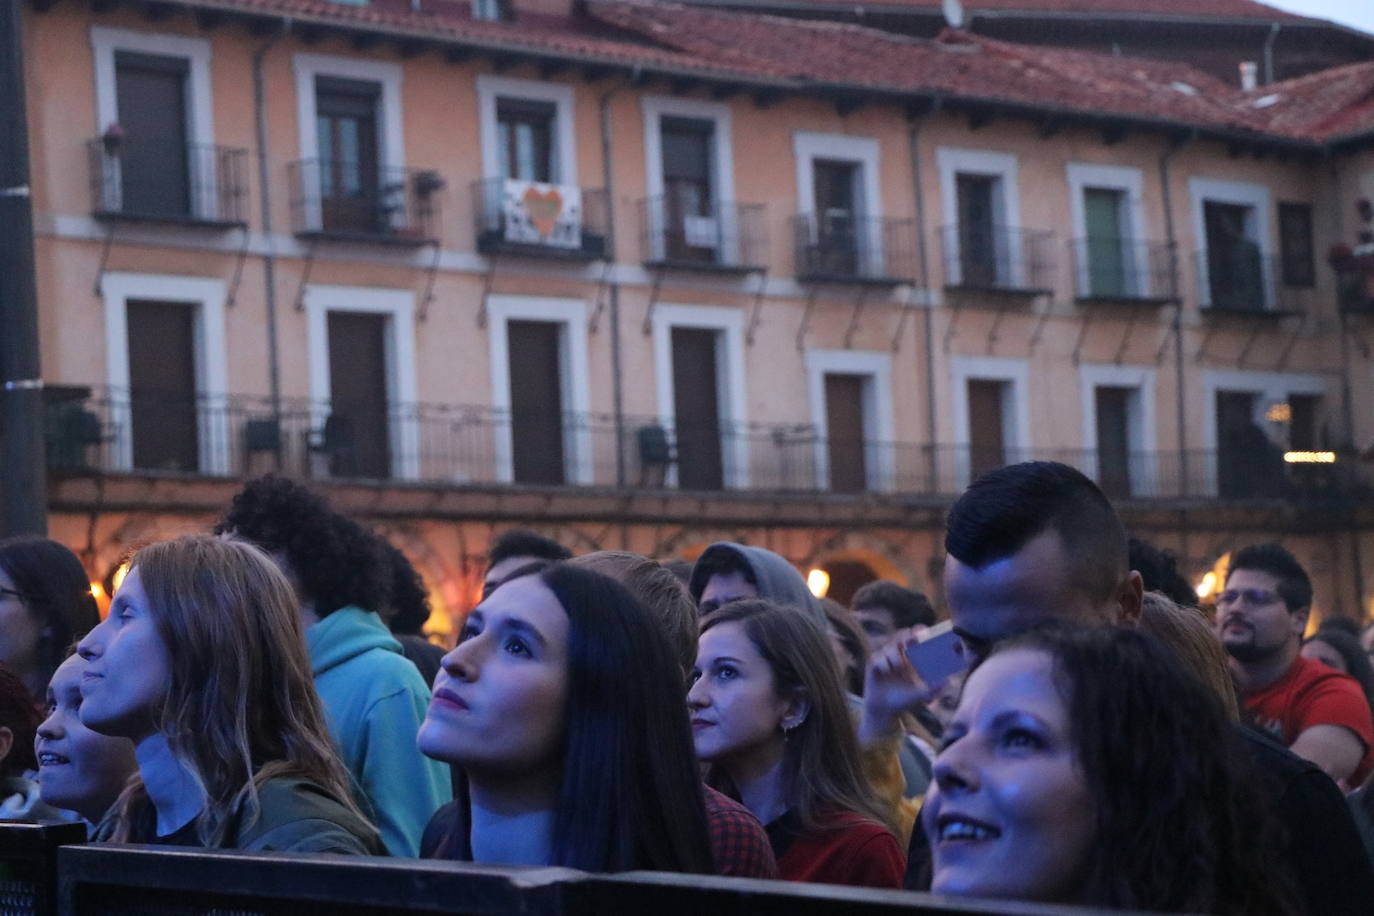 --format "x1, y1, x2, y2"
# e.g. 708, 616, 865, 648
53, 843, 1165, 916
0, 822, 86, 916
